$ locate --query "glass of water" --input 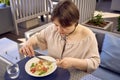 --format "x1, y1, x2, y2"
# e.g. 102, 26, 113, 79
7, 63, 20, 79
